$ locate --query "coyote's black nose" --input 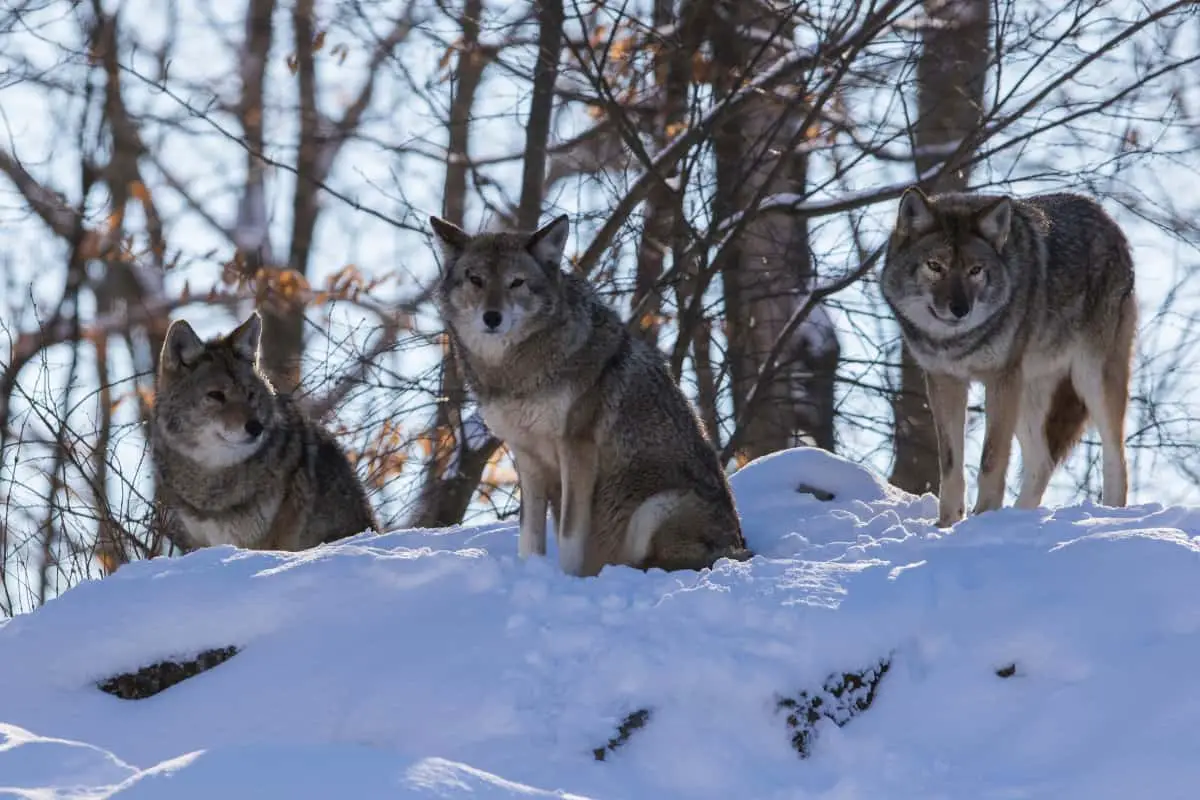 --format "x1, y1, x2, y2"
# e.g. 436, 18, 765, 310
245, 419, 264, 438
949, 299, 970, 319
482, 310, 503, 330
